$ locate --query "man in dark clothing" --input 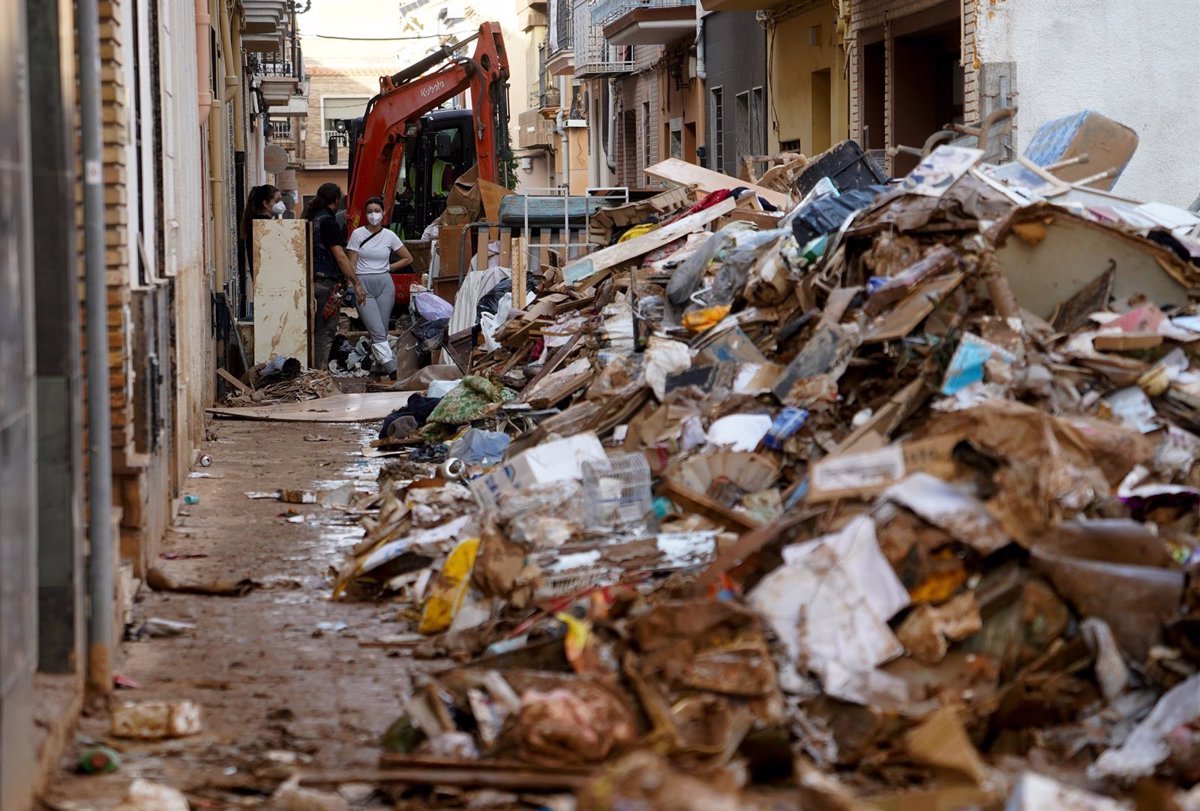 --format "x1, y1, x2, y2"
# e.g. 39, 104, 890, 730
303, 182, 364, 369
